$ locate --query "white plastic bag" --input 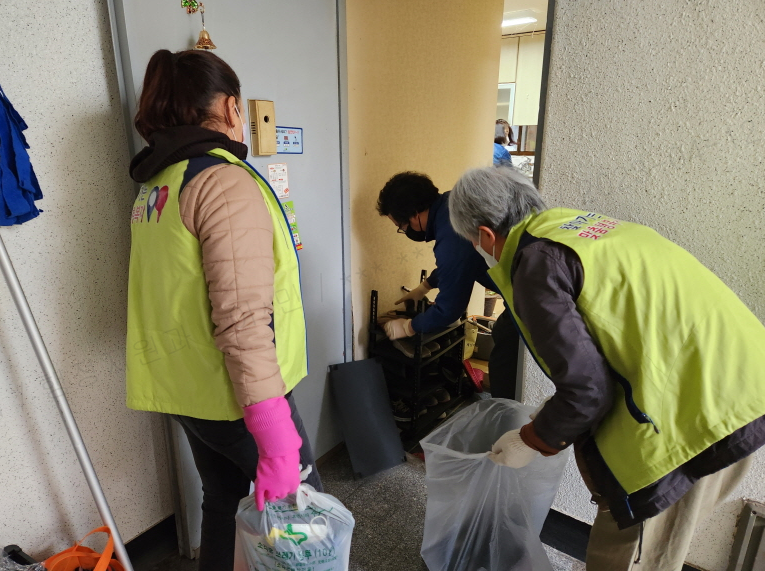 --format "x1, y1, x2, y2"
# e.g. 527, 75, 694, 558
234, 471, 355, 571
420, 399, 569, 571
